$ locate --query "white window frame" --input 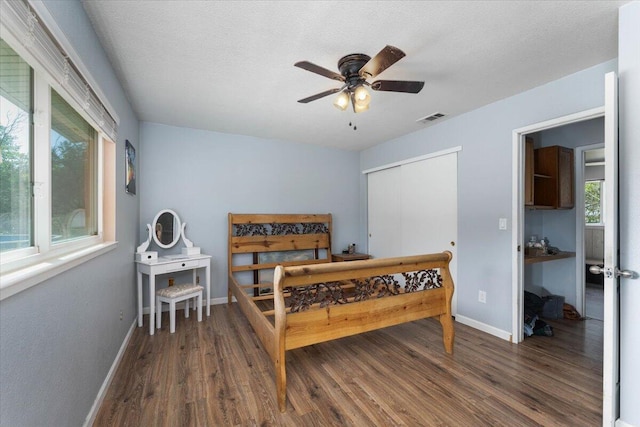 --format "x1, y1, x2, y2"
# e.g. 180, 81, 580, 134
0, 7, 118, 300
